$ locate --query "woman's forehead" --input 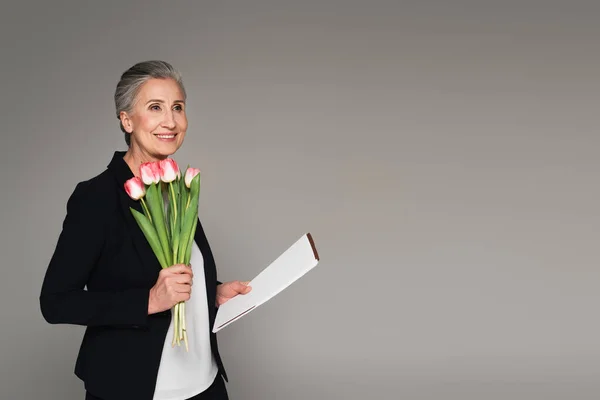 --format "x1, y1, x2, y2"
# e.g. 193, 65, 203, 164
137, 78, 185, 102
